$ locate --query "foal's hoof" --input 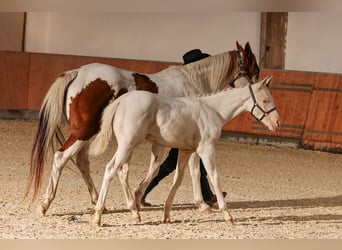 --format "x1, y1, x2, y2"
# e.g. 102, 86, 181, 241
199, 205, 212, 214
226, 217, 235, 225
132, 213, 141, 223
163, 217, 171, 224
91, 218, 102, 227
